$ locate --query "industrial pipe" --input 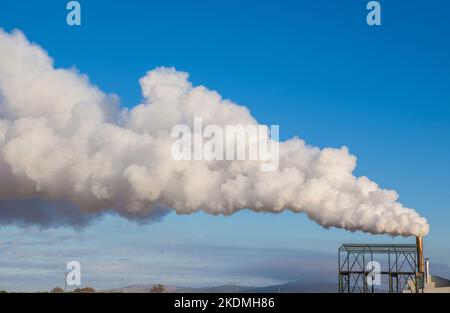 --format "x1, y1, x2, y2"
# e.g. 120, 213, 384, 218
416, 236, 424, 273
425, 258, 431, 283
